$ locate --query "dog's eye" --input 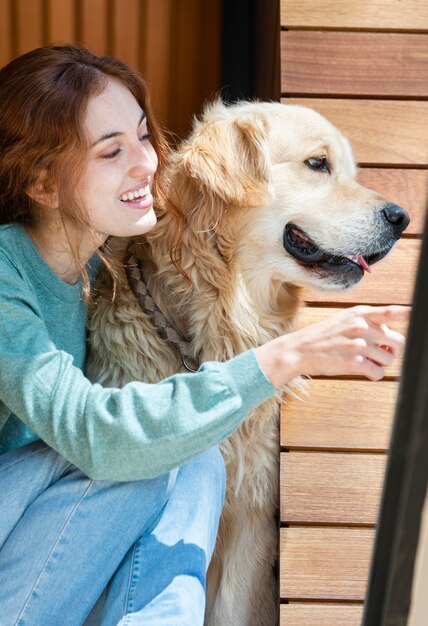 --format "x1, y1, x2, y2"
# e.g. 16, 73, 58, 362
304, 156, 330, 173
